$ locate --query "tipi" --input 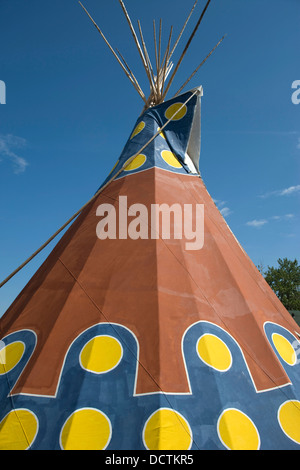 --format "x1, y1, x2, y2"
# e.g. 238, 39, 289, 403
1, 0, 300, 451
